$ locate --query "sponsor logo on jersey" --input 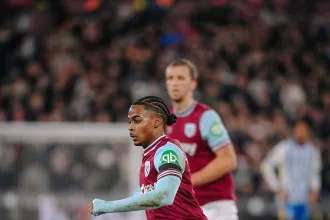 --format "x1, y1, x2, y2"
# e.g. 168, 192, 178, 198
210, 122, 223, 136
161, 150, 180, 167
180, 142, 197, 156
144, 161, 151, 177
184, 123, 196, 138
